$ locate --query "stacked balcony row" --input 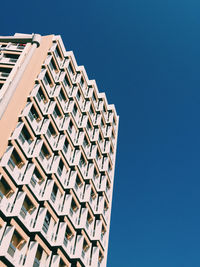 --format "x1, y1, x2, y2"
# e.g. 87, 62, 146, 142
0, 42, 26, 91
0, 172, 106, 266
